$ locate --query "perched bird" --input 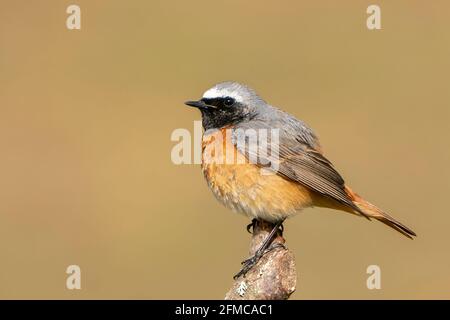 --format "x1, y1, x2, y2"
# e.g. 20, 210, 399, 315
185, 82, 415, 278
